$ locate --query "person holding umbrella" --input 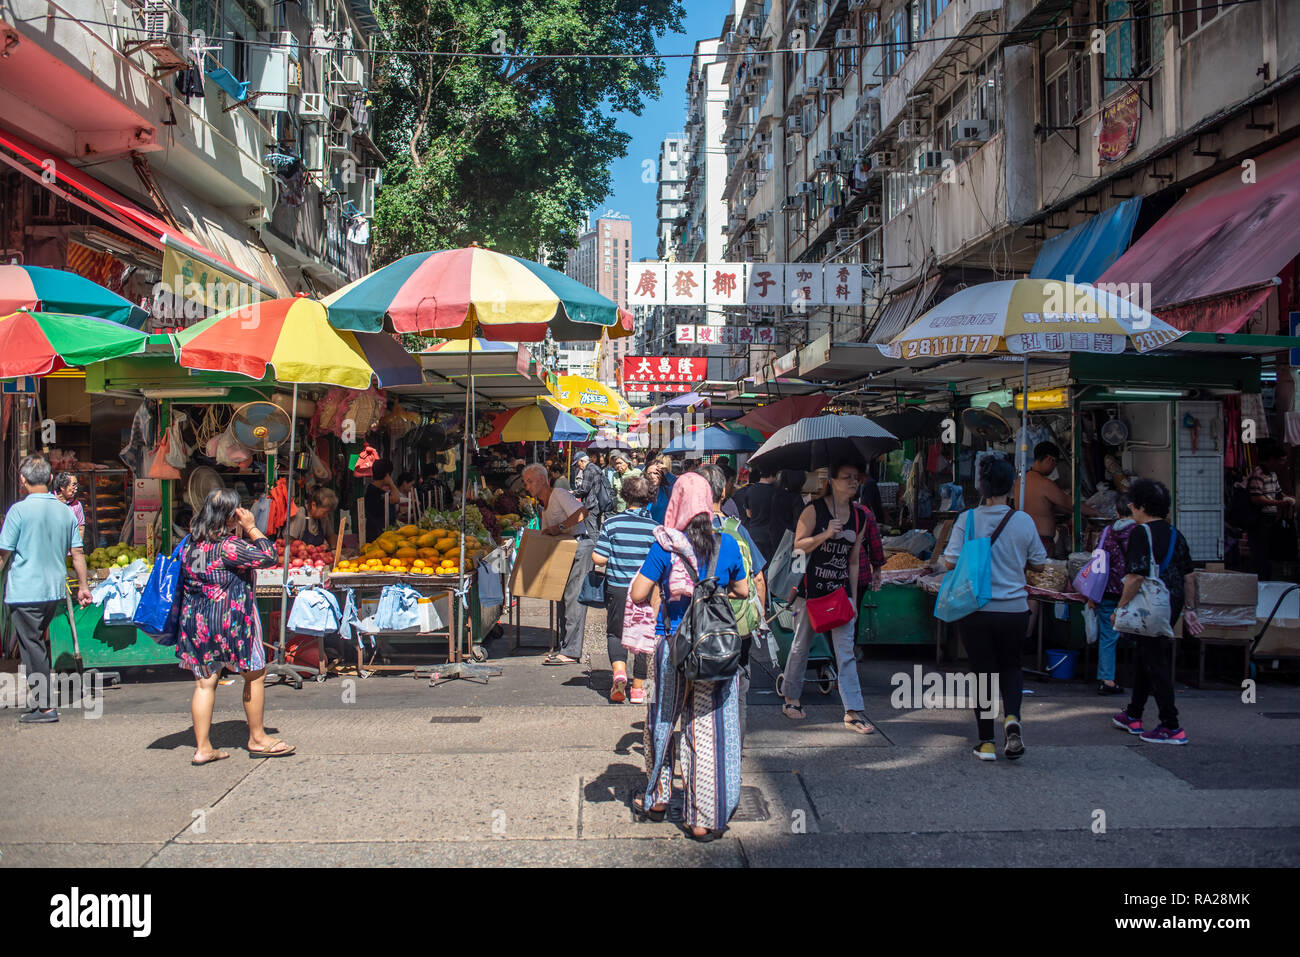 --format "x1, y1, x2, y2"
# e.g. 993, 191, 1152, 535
782, 460, 875, 734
